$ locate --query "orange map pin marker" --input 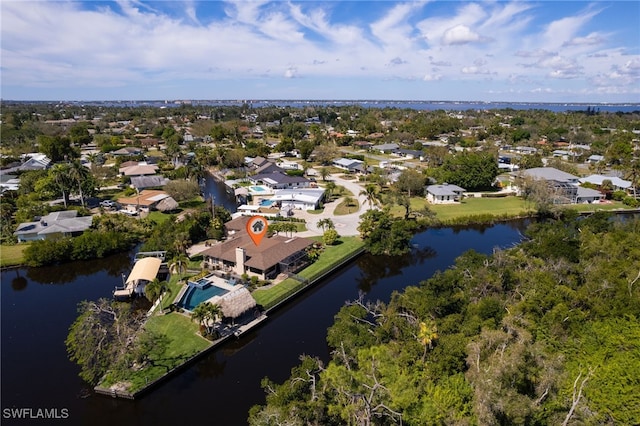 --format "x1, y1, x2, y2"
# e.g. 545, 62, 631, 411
246, 215, 268, 246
